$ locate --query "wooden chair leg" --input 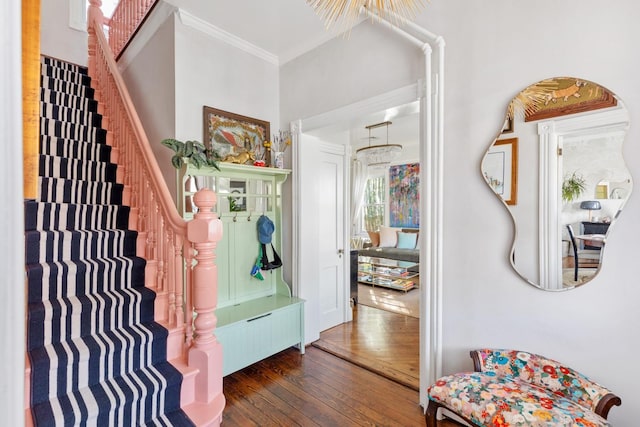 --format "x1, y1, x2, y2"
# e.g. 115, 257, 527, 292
425, 400, 440, 427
